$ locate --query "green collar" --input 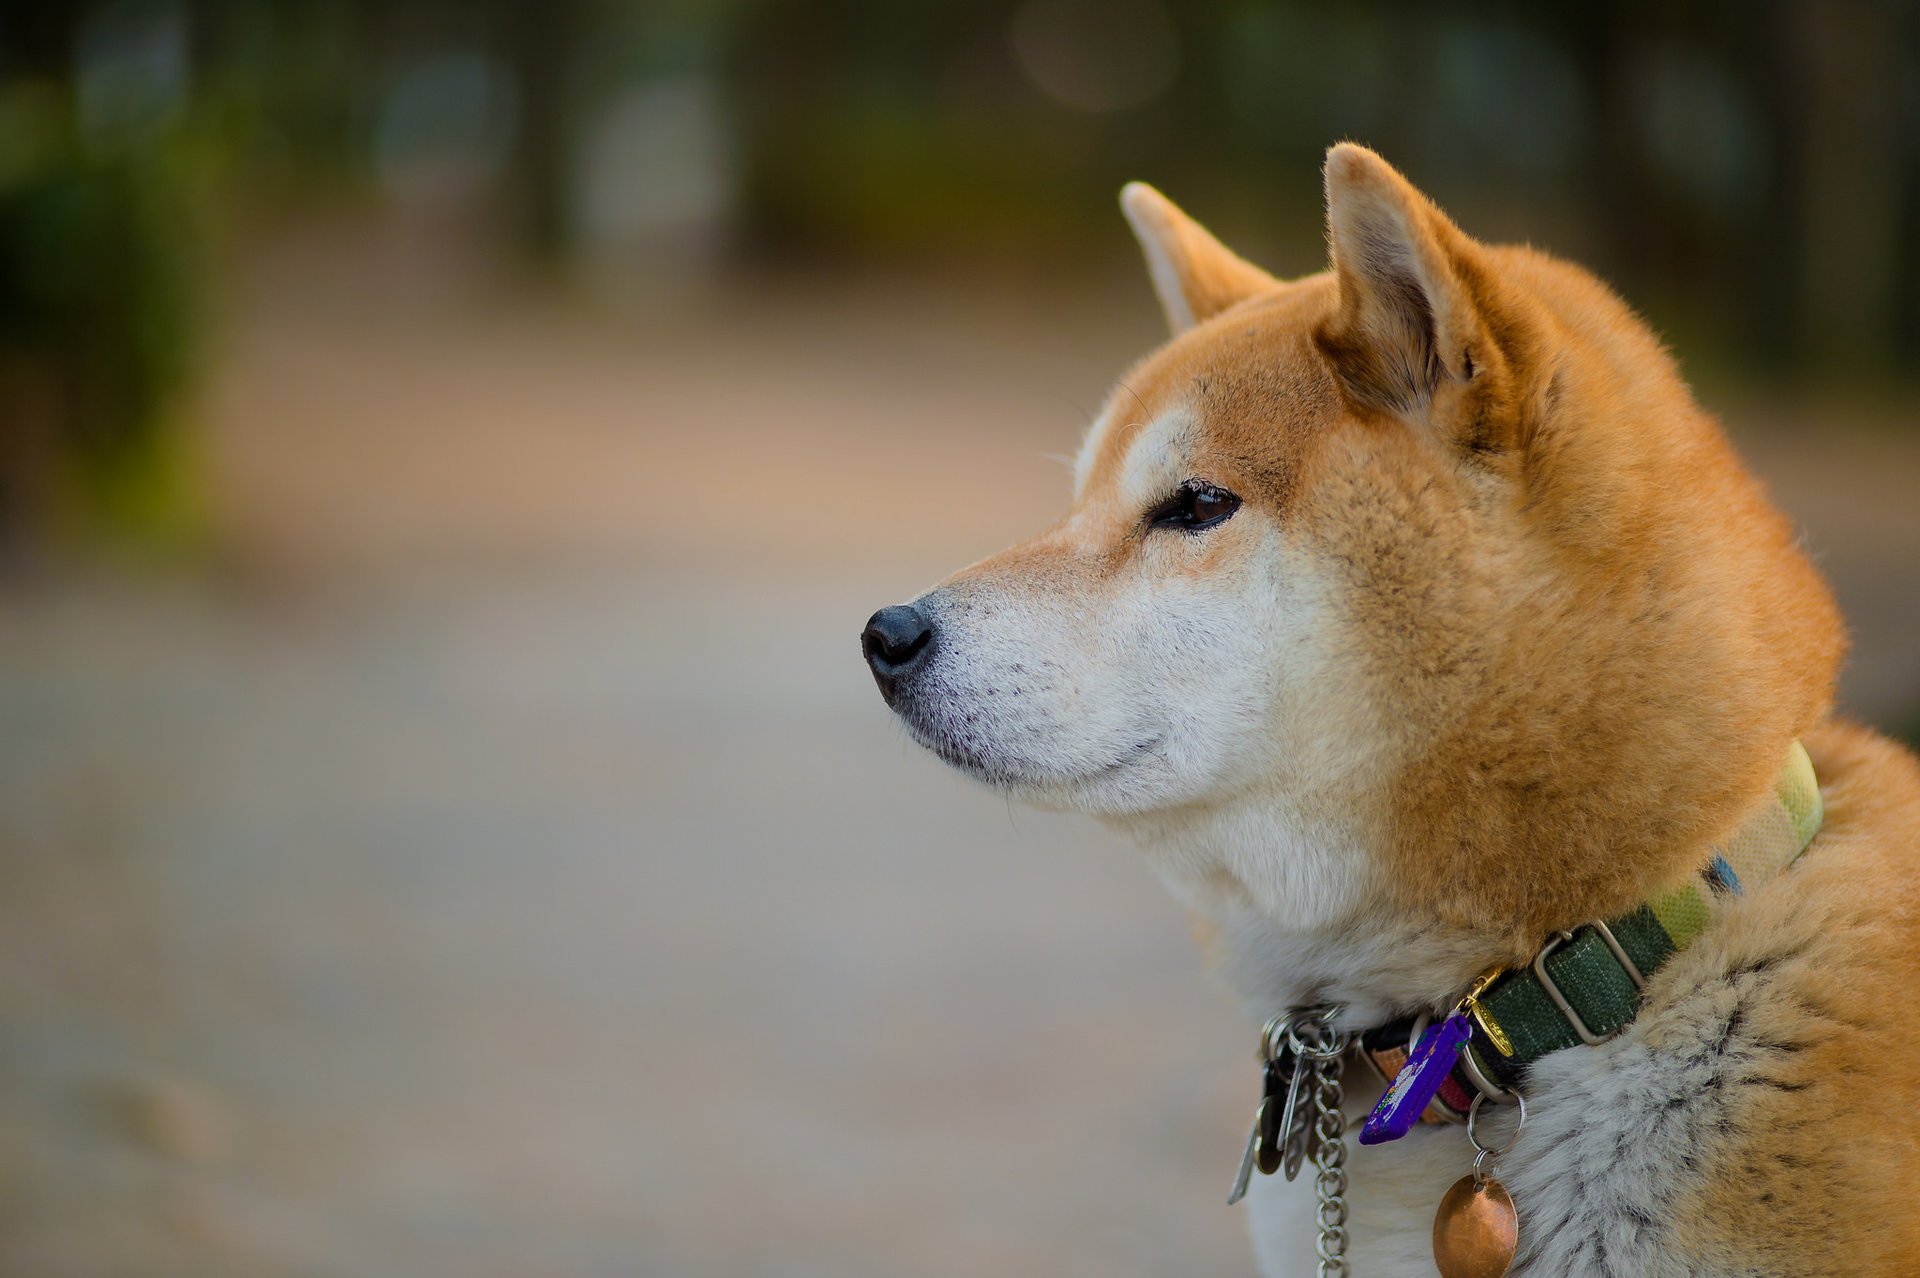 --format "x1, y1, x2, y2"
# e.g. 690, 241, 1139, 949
1456, 741, 1824, 1095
